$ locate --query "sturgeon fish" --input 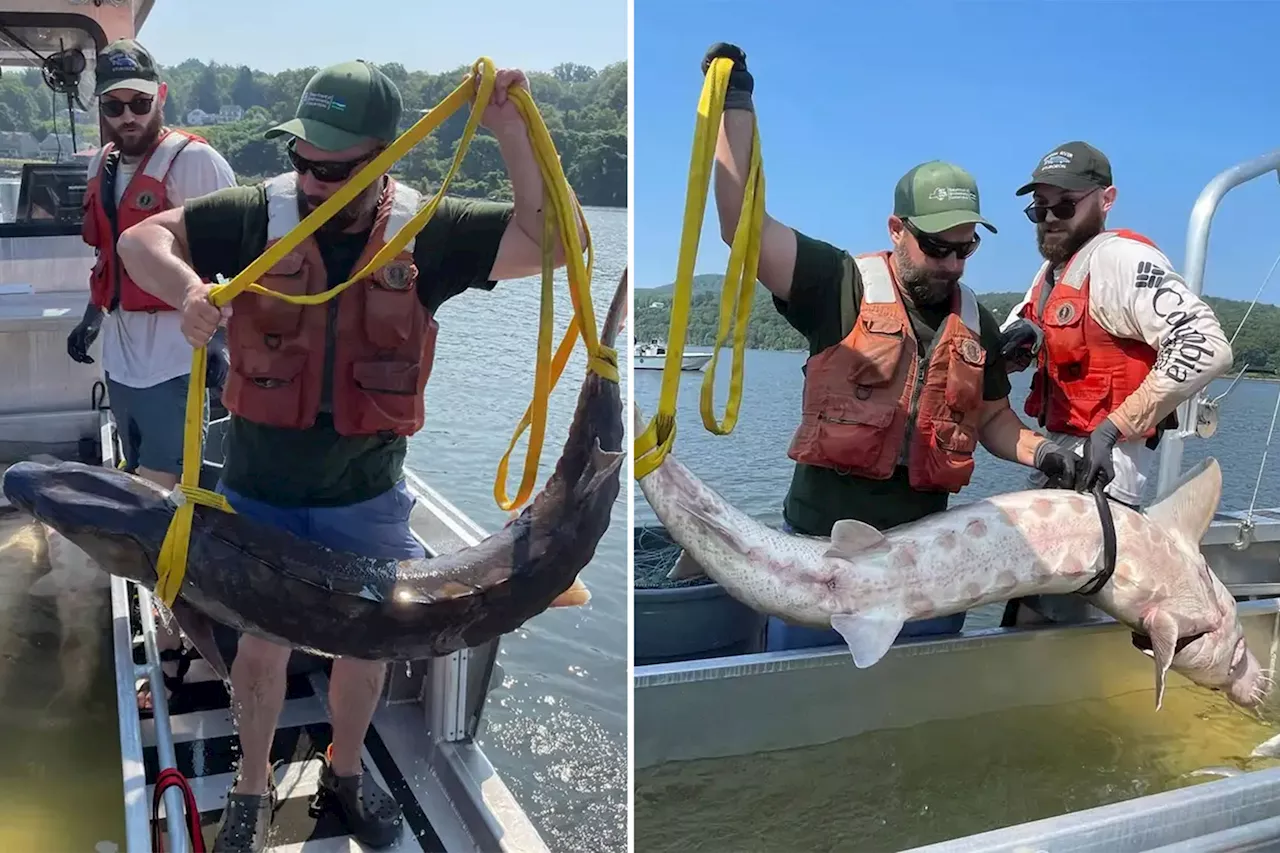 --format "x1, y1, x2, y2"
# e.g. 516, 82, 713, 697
0, 271, 628, 677
635, 403, 1268, 711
